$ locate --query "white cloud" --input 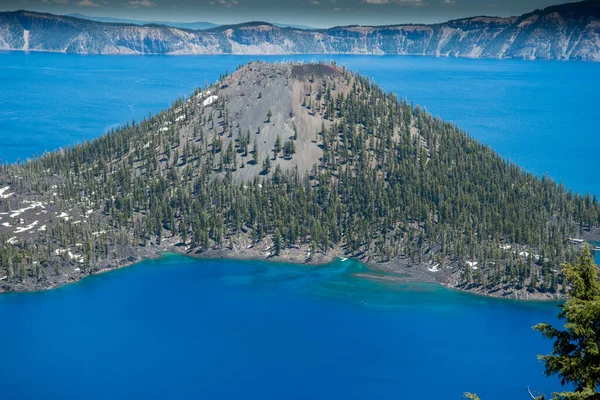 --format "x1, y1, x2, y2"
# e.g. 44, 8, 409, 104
209, 0, 239, 7
213, 0, 239, 7
127, 0, 156, 7
362, 0, 427, 5
443, 0, 455, 3
75, 0, 100, 6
